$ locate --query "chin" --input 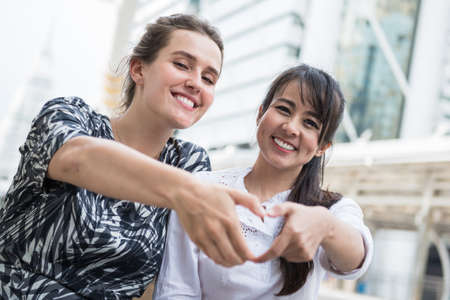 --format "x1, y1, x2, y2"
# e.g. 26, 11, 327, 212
171, 113, 199, 129
172, 120, 196, 130
267, 158, 301, 173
